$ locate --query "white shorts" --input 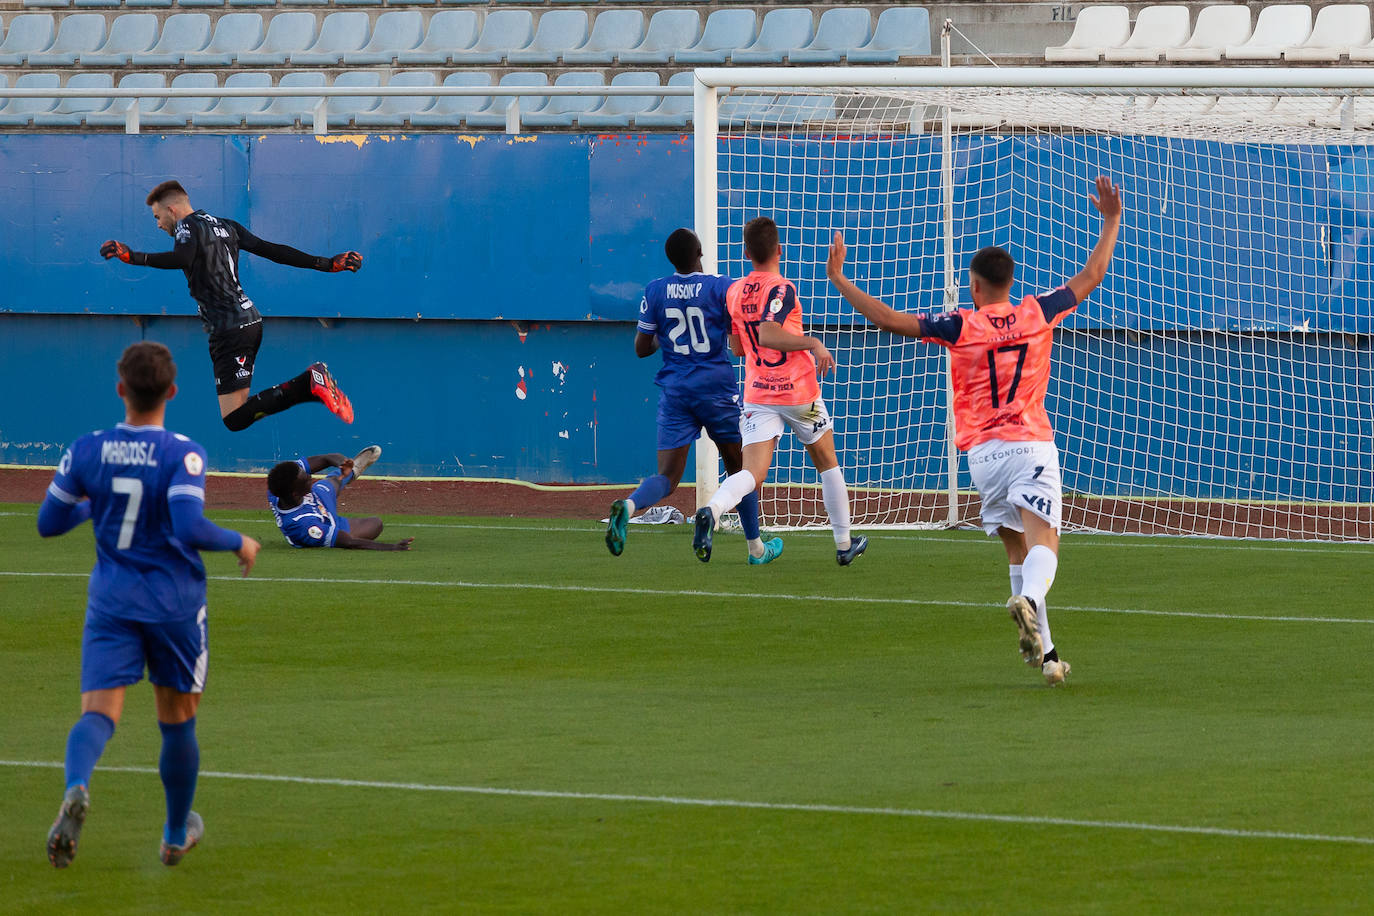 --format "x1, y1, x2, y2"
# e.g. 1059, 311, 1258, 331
740, 399, 833, 447
966, 439, 1062, 535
